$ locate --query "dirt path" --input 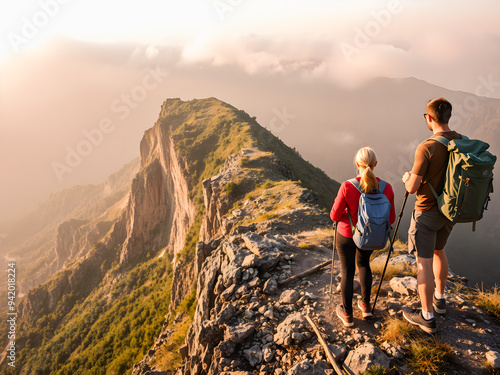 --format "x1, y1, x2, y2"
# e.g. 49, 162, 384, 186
283, 232, 500, 375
